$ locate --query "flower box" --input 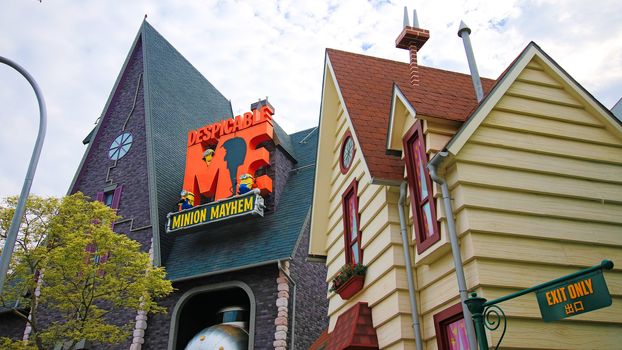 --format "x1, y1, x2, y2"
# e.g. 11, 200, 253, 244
335, 274, 365, 300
